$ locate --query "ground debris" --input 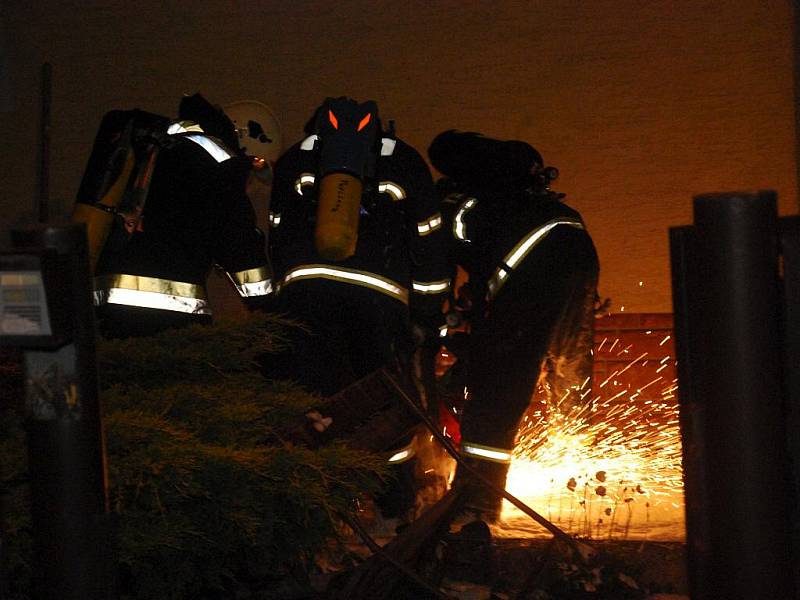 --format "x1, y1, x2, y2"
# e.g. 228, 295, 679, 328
322, 527, 688, 600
